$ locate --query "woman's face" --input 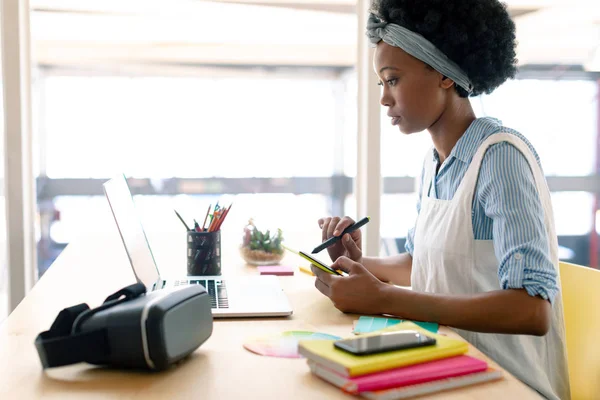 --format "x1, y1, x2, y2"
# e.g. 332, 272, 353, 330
373, 42, 451, 134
